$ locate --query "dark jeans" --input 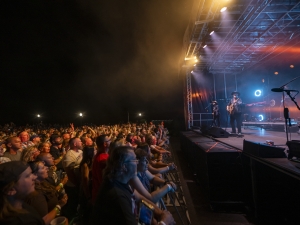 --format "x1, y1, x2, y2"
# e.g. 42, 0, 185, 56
230, 113, 242, 133
213, 114, 220, 127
